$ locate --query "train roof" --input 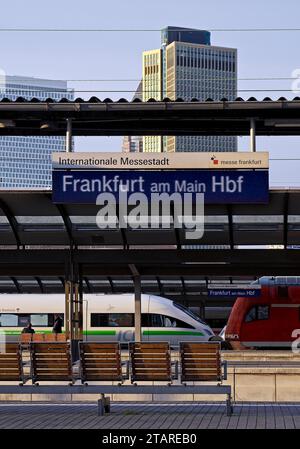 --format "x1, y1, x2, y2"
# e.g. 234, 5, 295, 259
253, 276, 300, 286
